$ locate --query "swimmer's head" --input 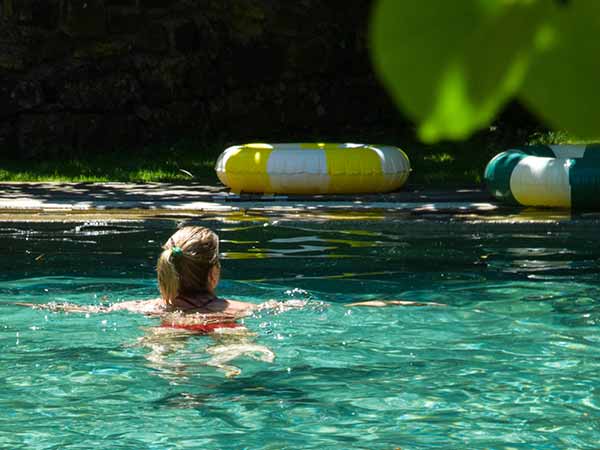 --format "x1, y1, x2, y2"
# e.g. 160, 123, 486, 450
157, 226, 221, 305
